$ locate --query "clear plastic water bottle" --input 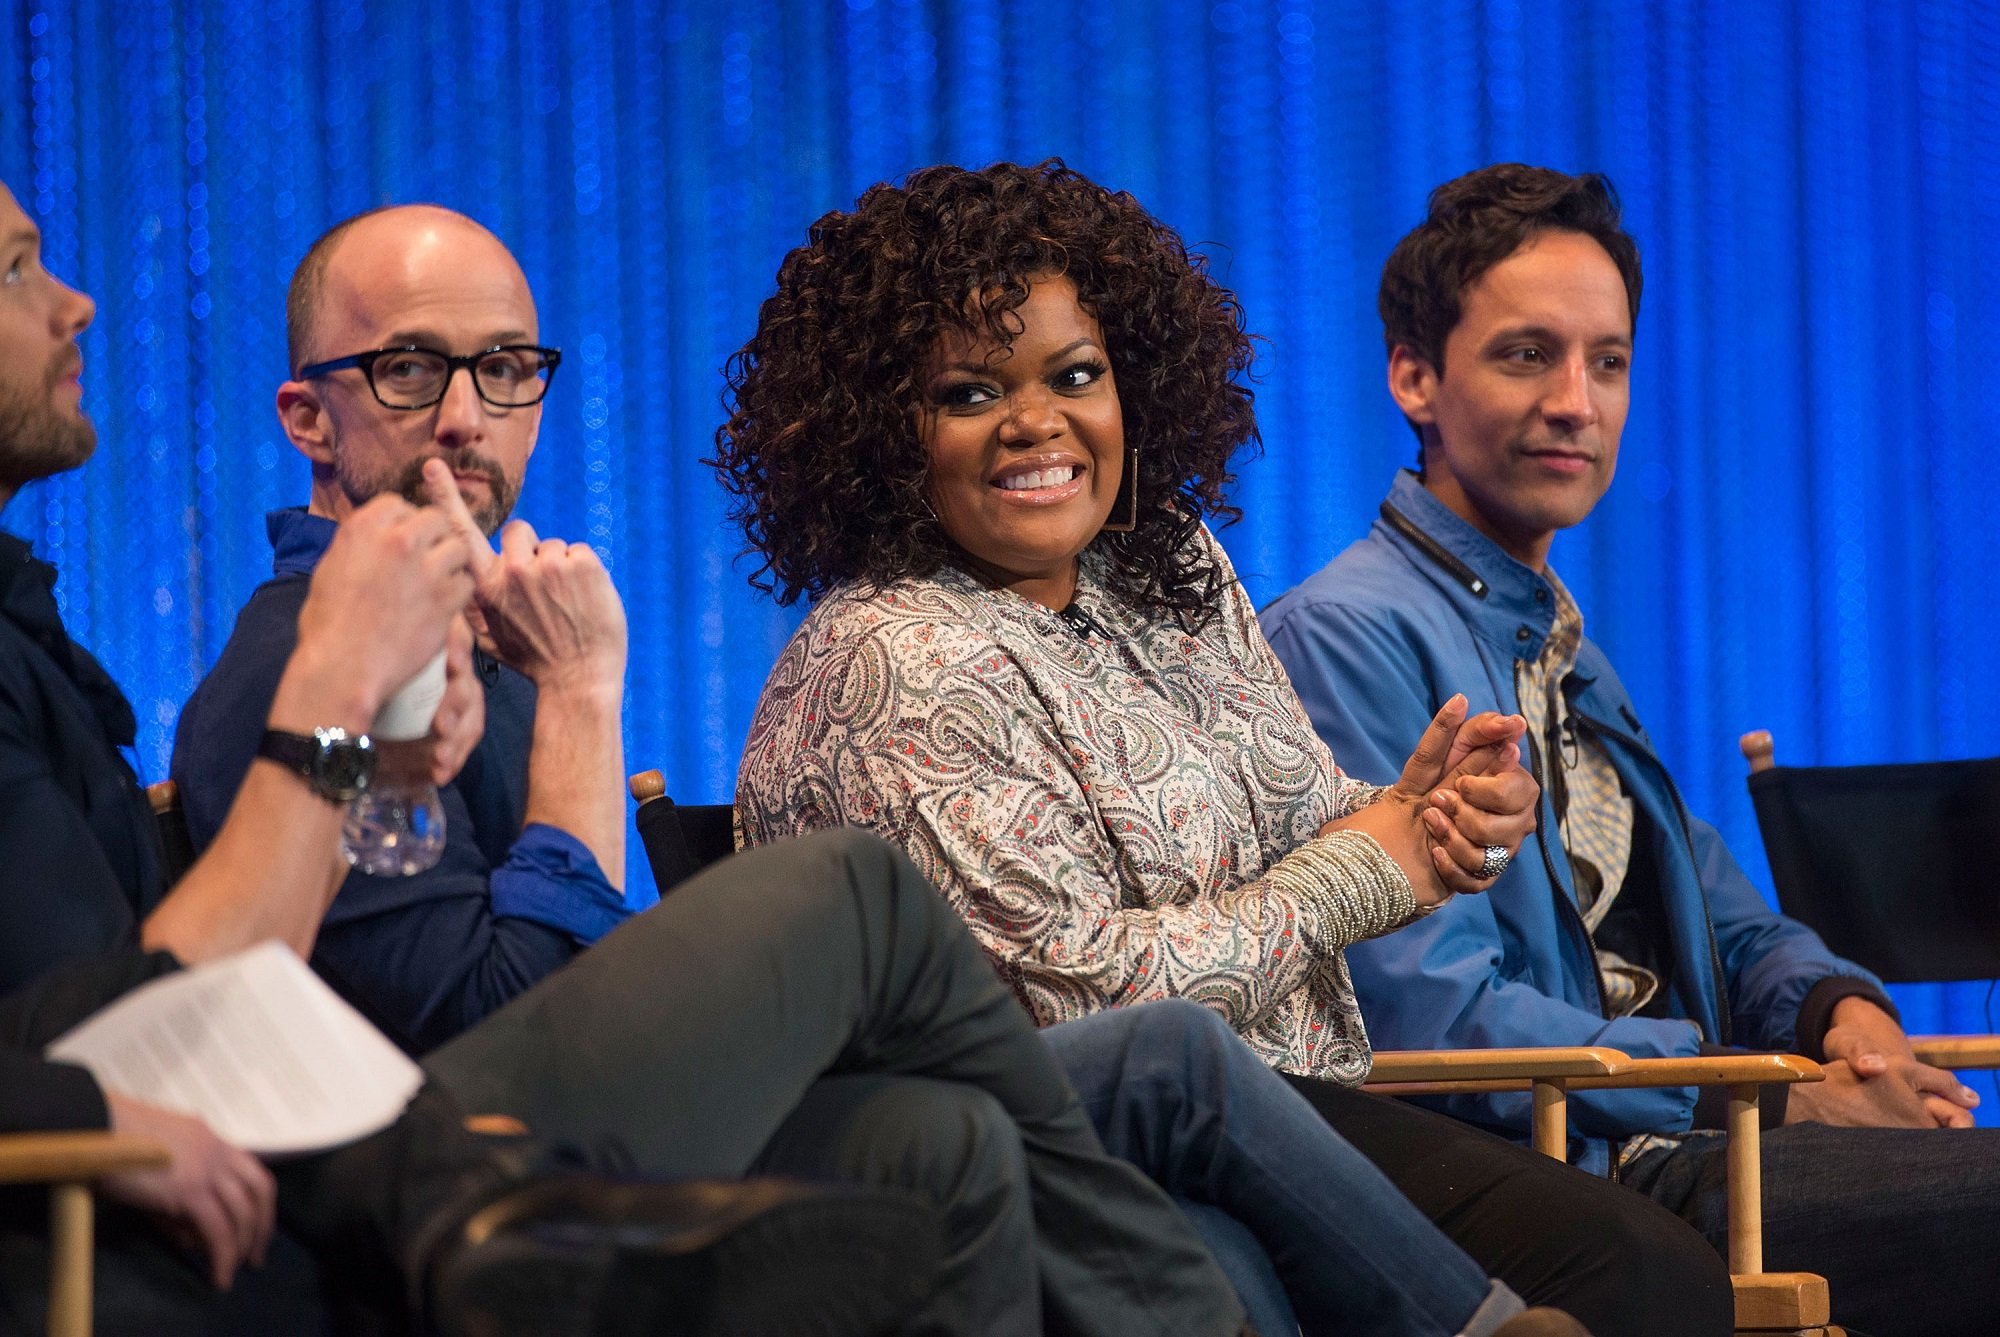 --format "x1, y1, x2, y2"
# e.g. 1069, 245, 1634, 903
343, 651, 448, 875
